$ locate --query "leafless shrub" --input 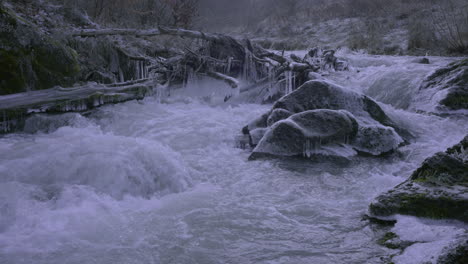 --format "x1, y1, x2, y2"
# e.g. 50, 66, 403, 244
347, 18, 386, 54
407, 14, 437, 52
163, 0, 199, 28
428, 0, 468, 53
52, 0, 199, 28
